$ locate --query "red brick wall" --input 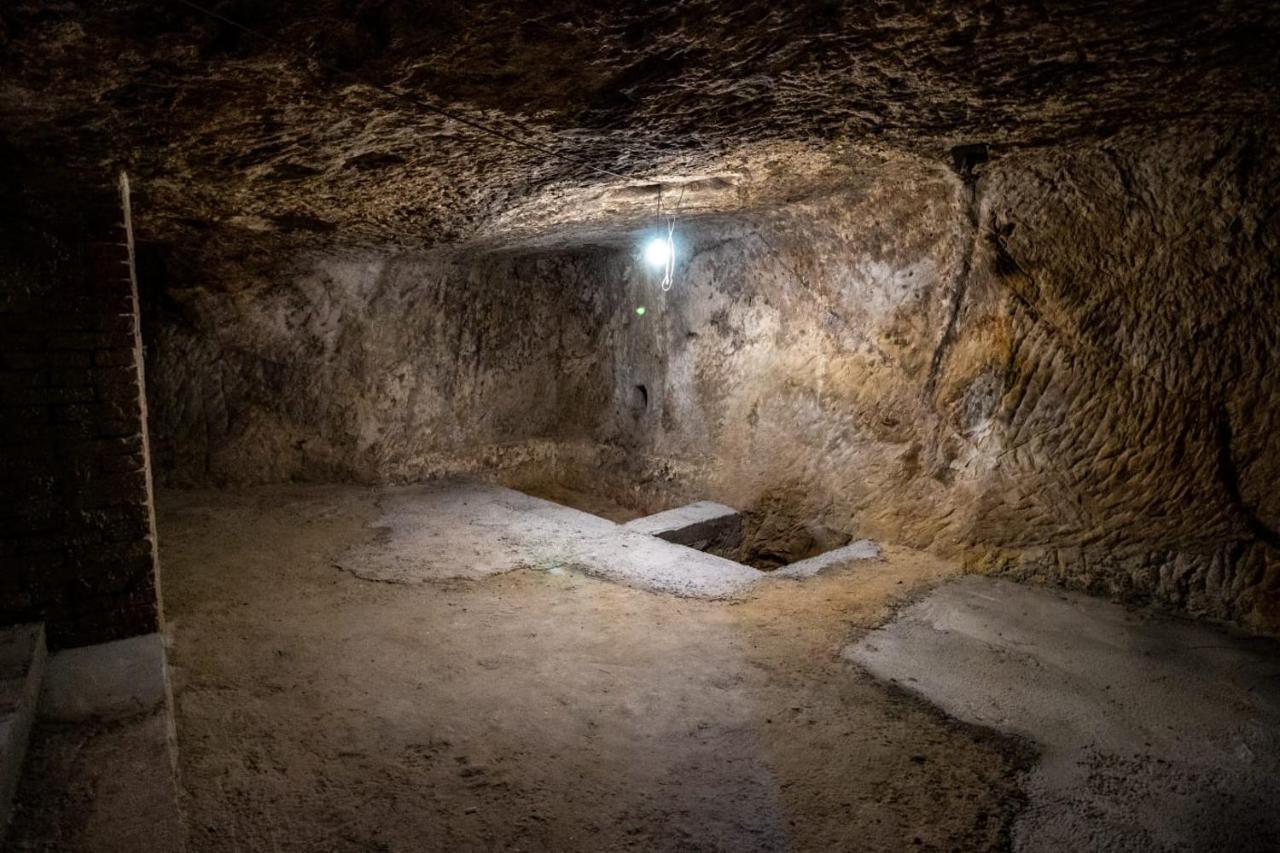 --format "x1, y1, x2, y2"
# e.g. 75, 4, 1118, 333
0, 178, 161, 649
